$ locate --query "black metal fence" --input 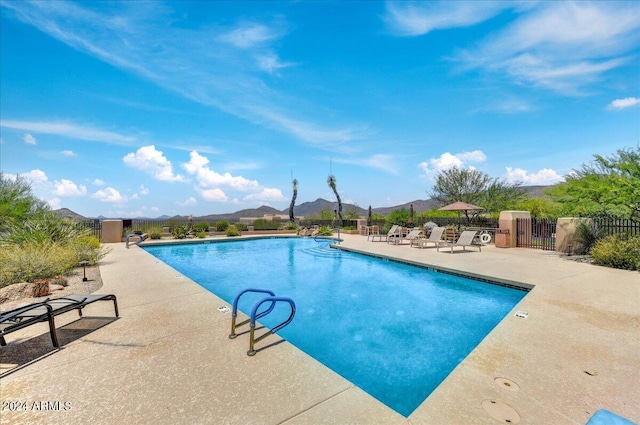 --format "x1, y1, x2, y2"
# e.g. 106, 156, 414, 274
76, 220, 102, 239
593, 218, 640, 236
516, 218, 556, 251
